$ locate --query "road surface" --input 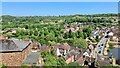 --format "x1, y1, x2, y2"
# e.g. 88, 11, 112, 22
94, 31, 109, 61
